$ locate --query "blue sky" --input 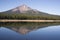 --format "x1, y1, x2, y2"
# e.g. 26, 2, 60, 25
0, 0, 60, 15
